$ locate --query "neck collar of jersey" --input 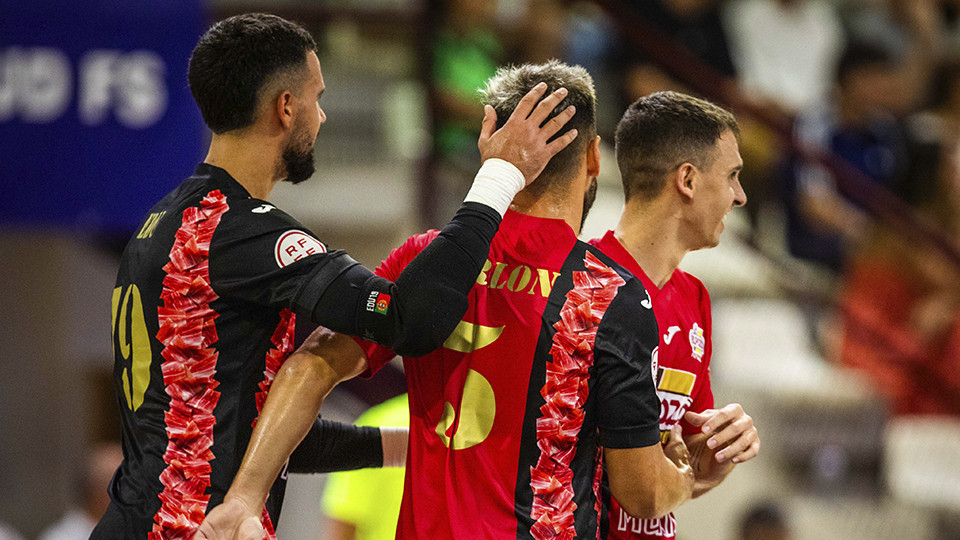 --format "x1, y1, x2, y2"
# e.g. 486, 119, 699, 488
194, 163, 254, 199
502, 209, 577, 238
596, 230, 664, 299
